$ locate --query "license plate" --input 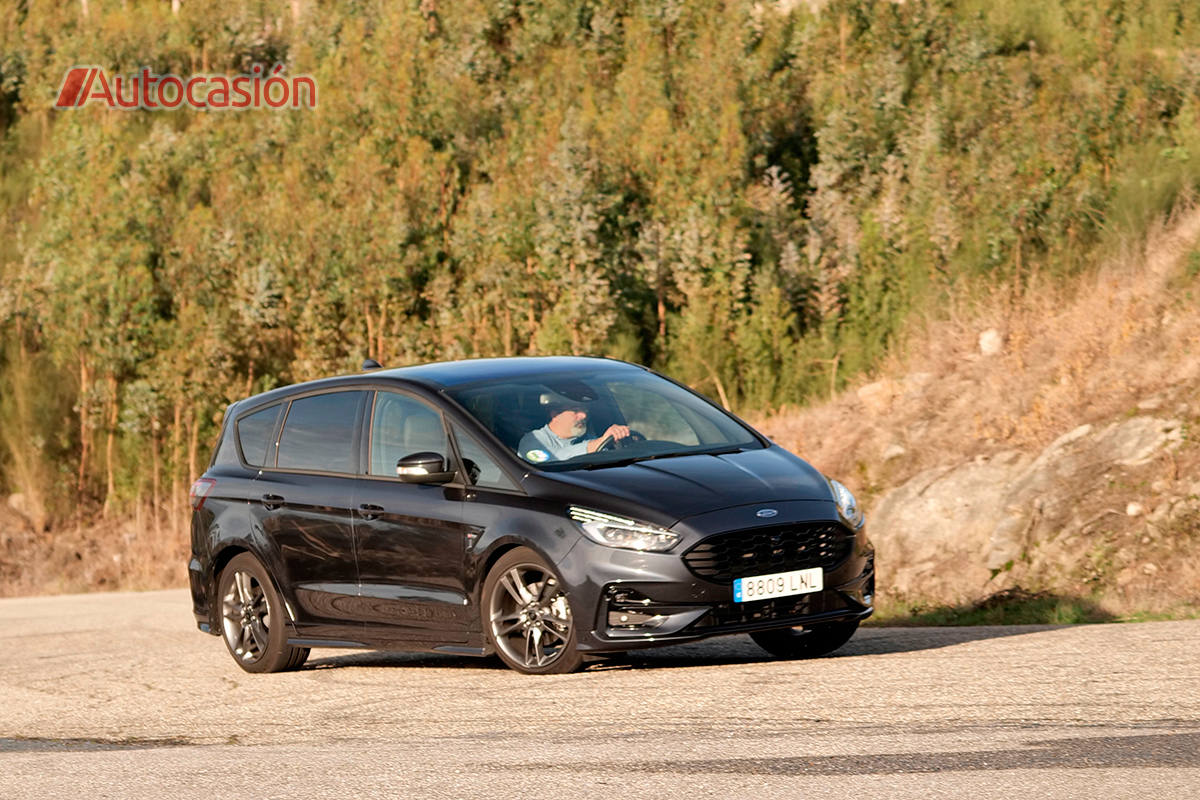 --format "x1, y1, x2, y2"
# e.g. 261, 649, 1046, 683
733, 567, 823, 603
